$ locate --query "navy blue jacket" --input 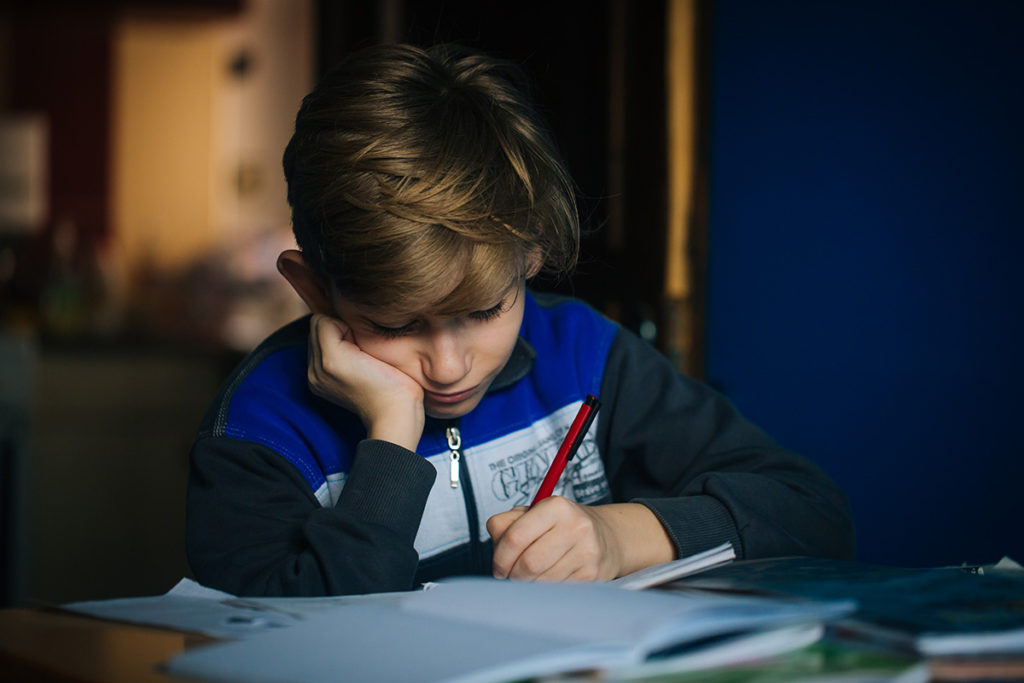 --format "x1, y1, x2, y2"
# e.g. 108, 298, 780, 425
187, 292, 854, 596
